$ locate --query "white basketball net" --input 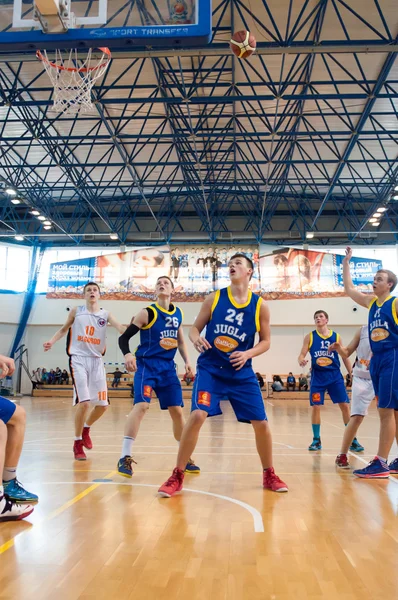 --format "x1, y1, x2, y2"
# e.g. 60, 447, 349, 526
37, 48, 111, 114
